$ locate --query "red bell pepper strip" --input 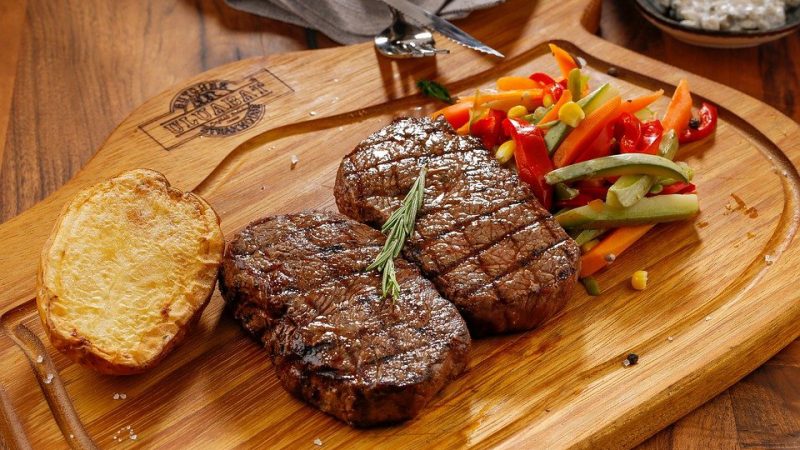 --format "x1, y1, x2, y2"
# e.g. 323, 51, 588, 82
548, 83, 564, 102
616, 113, 642, 153
579, 185, 610, 199
679, 102, 718, 144
471, 109, 506, 149
508, 119, 554, 209
639, 120, 664, 154
529, 72, 556, 87
557, 193, 593, 208
659, 182, 696, 195
574, 122, 615, 163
